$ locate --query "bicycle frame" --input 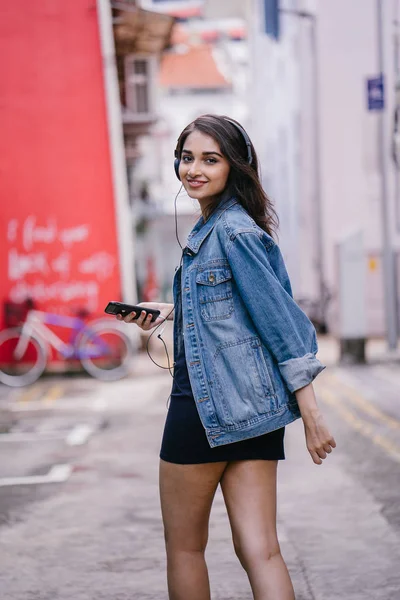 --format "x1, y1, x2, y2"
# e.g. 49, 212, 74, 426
14, 310, 119, 361
14, 311, 84, 360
